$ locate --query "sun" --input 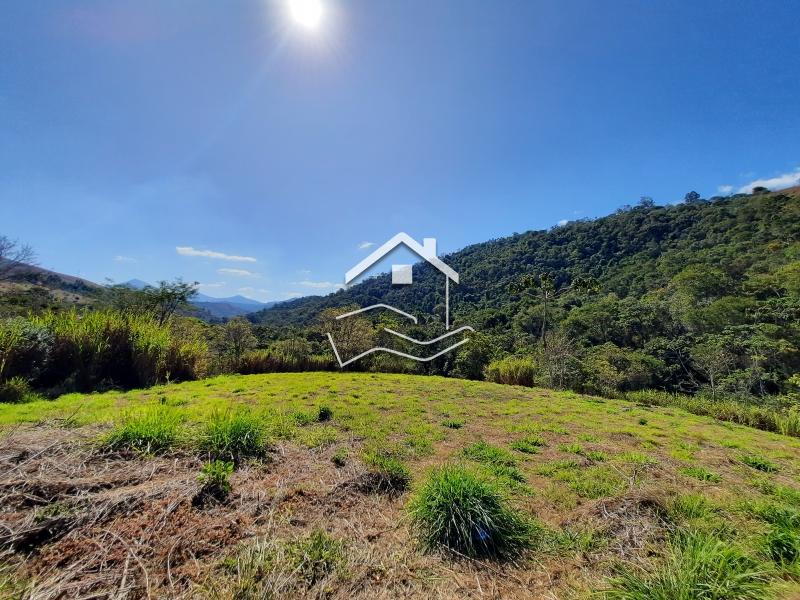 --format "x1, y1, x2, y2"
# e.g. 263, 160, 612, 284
288, 0, 324, 30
